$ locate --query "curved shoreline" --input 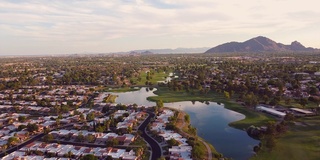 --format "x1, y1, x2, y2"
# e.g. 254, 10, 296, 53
165, 106, 217, 160
147, 88, 273, 130
108, 87, 269, 159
